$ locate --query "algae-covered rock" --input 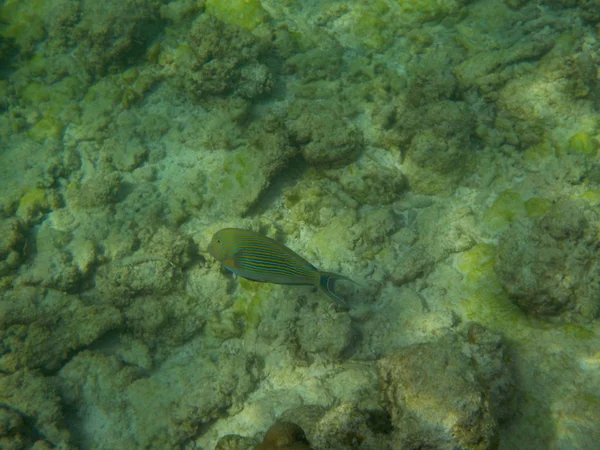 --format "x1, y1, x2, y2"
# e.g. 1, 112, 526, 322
284, 46, 343, 83
579, 0, 600, 22
453, 0, 559, 95
205, 129, 296, 217
103, 263, 166, 303
396, 100, 477, 194
102, 135, 149, 172
58, 348, 261, 449
493, 43, 599, 152
0, 218, 25, 277
349, 207, 399, 260
332, 154, 407, 204
377, 324, 514, 450
0, 0, 47, 53
163, 14, 273, 101
287, 99, 363, 168
70, 0, 163, 76
96, 227, 193, 298
455, 33, 556, 95
297, 307, 357, 361
205, 0, 270, 31
389, 243, 435, 286
4, 0, 161, 75
66, 172, 122, 209
15, 188, 52, 223
312, 403, 386, 450
0, 370, 72, 448
405, 51, 460, 108
495, 200, 600, 321
18, 223, 94, 293
0, 405, 25, 450
0, 287, 123, 372
58, 351, 144, 447
214, 433, 257, 450
393, 0, 470, 23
